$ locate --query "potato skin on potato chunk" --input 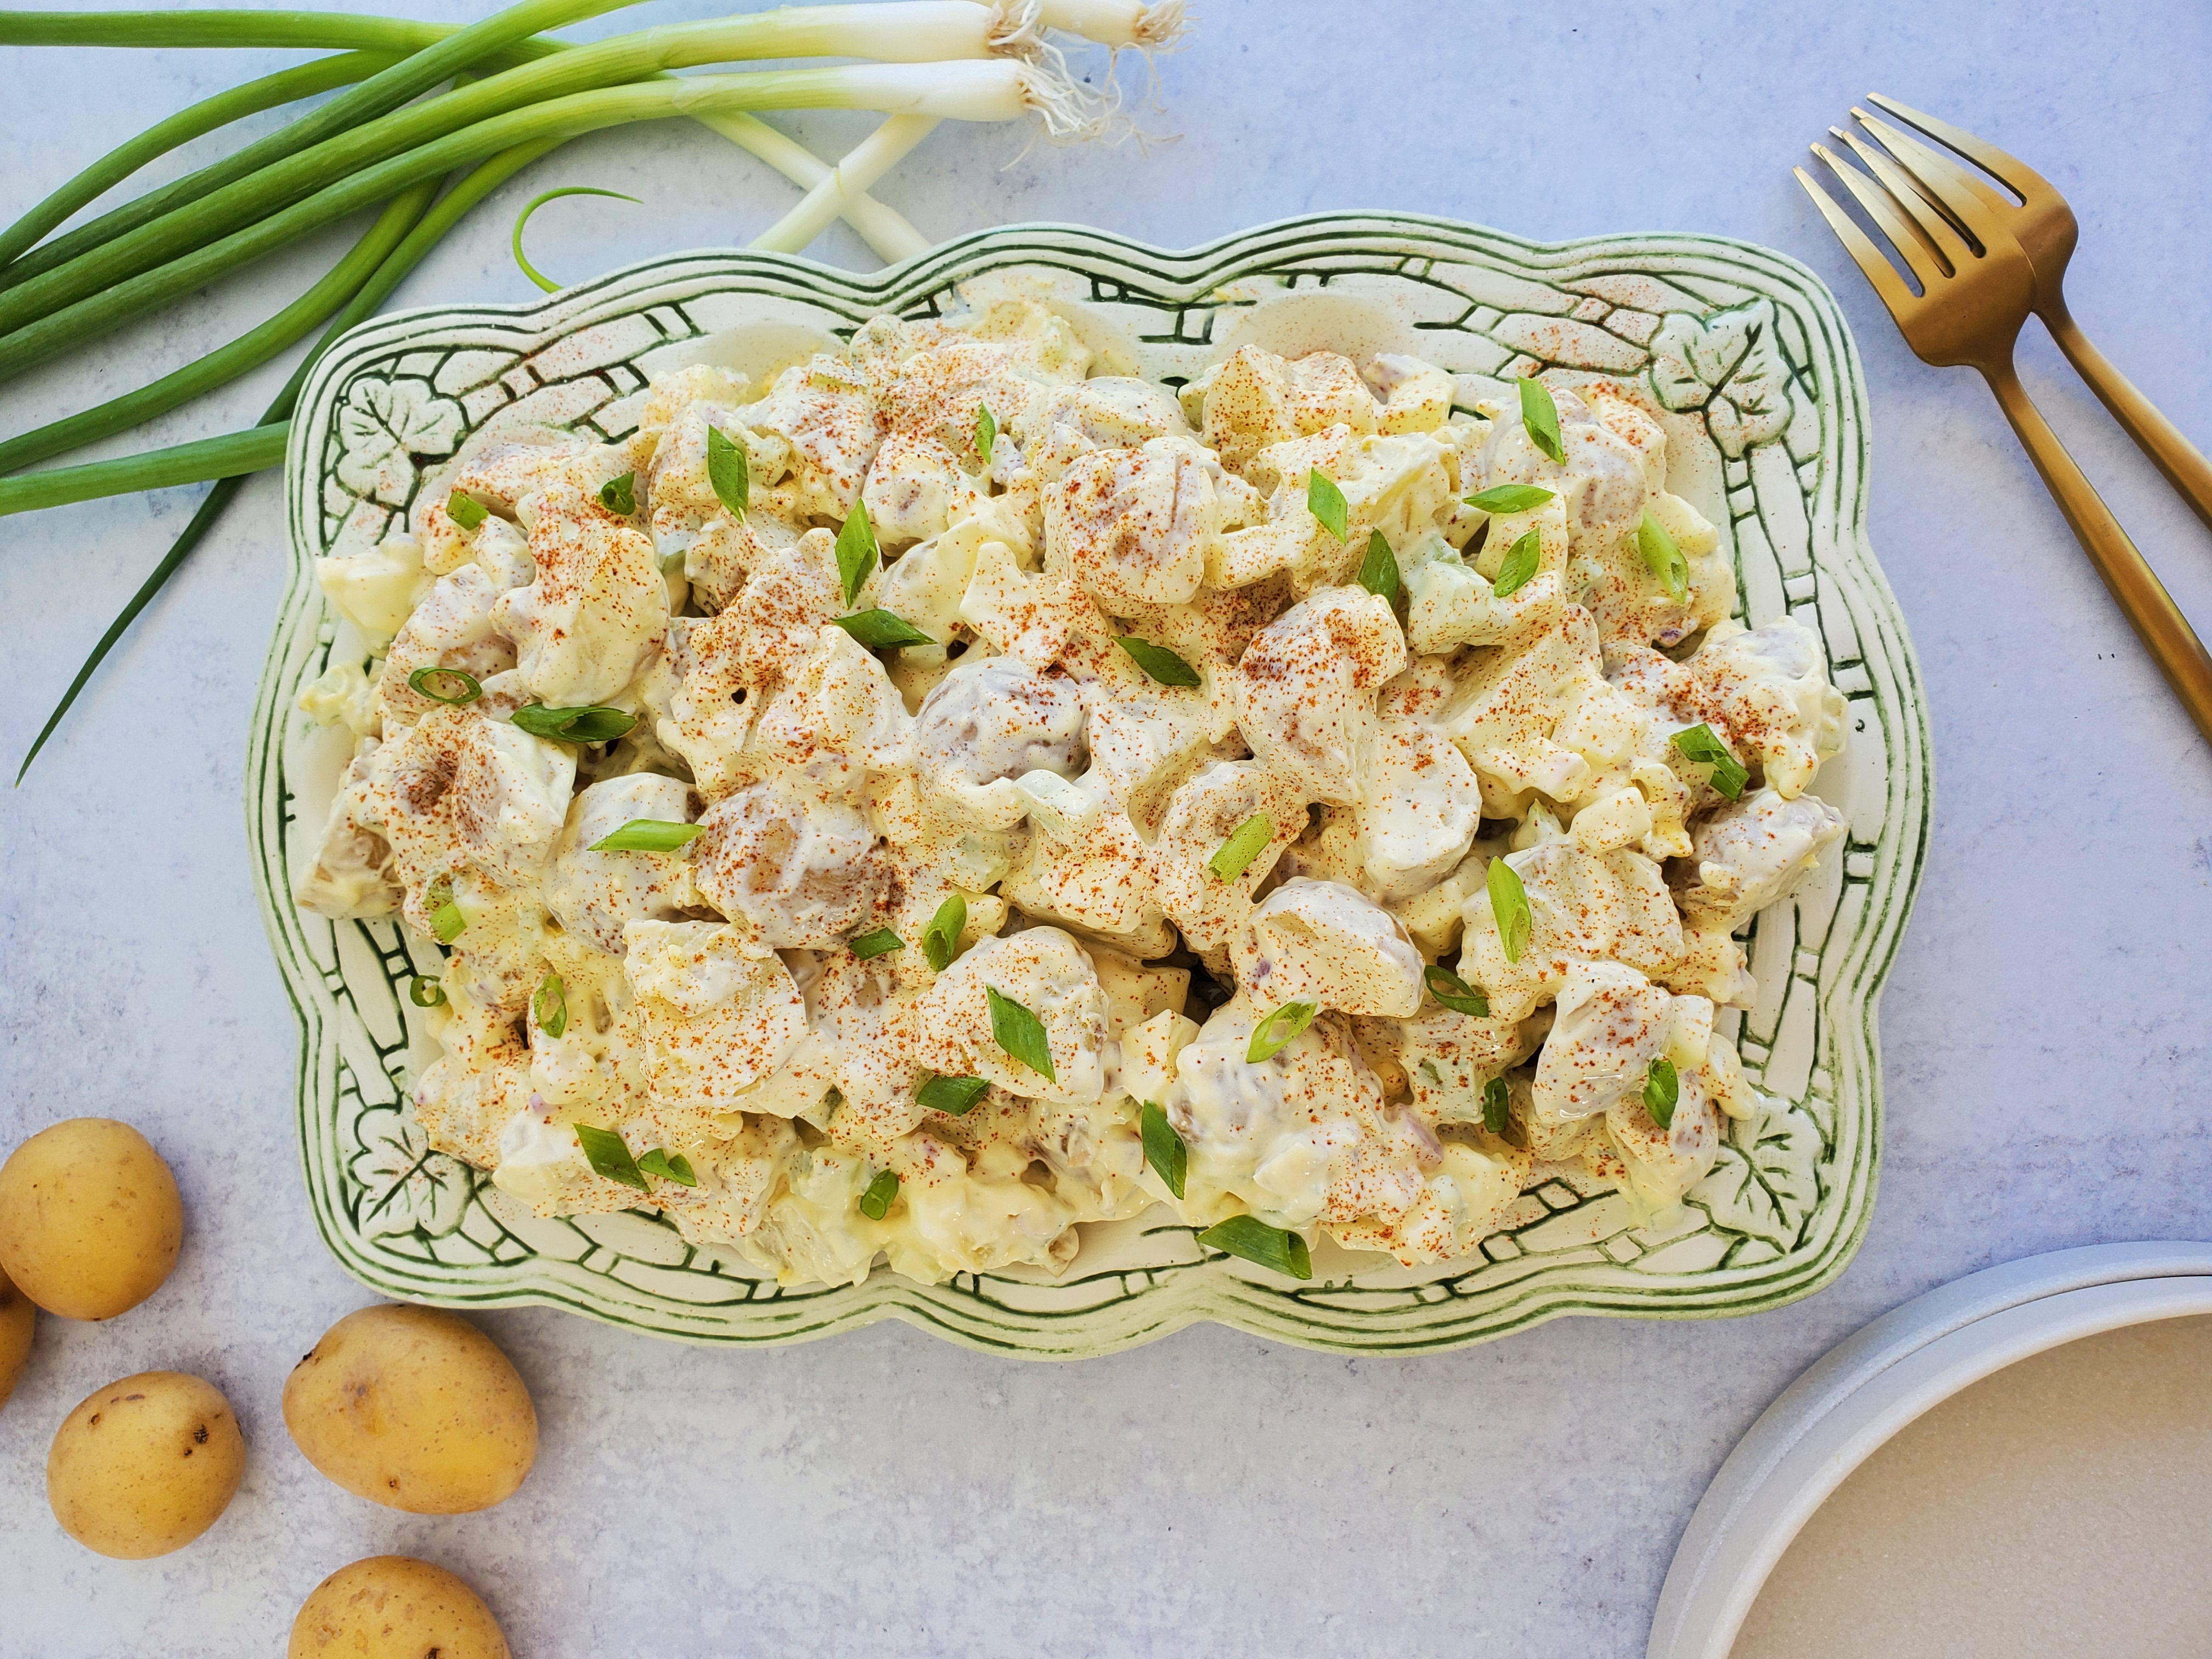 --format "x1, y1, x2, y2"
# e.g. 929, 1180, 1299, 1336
0, 1263, 32, 1409
288, 1555, 510, 1658
47, 1370, 245, 1559
0, 1117, 184, 1321
283, 1304, 537, 1514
